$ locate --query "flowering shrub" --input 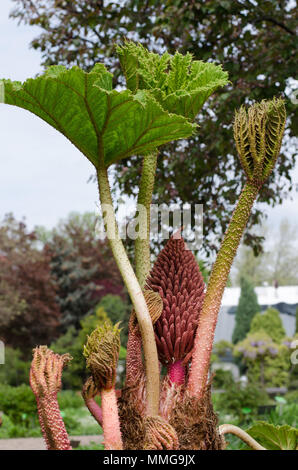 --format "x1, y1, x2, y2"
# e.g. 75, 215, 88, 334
234, 331, 290, 388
